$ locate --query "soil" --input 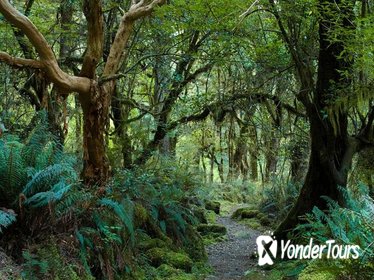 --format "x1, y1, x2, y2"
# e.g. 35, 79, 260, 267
205, 208, 261, 280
